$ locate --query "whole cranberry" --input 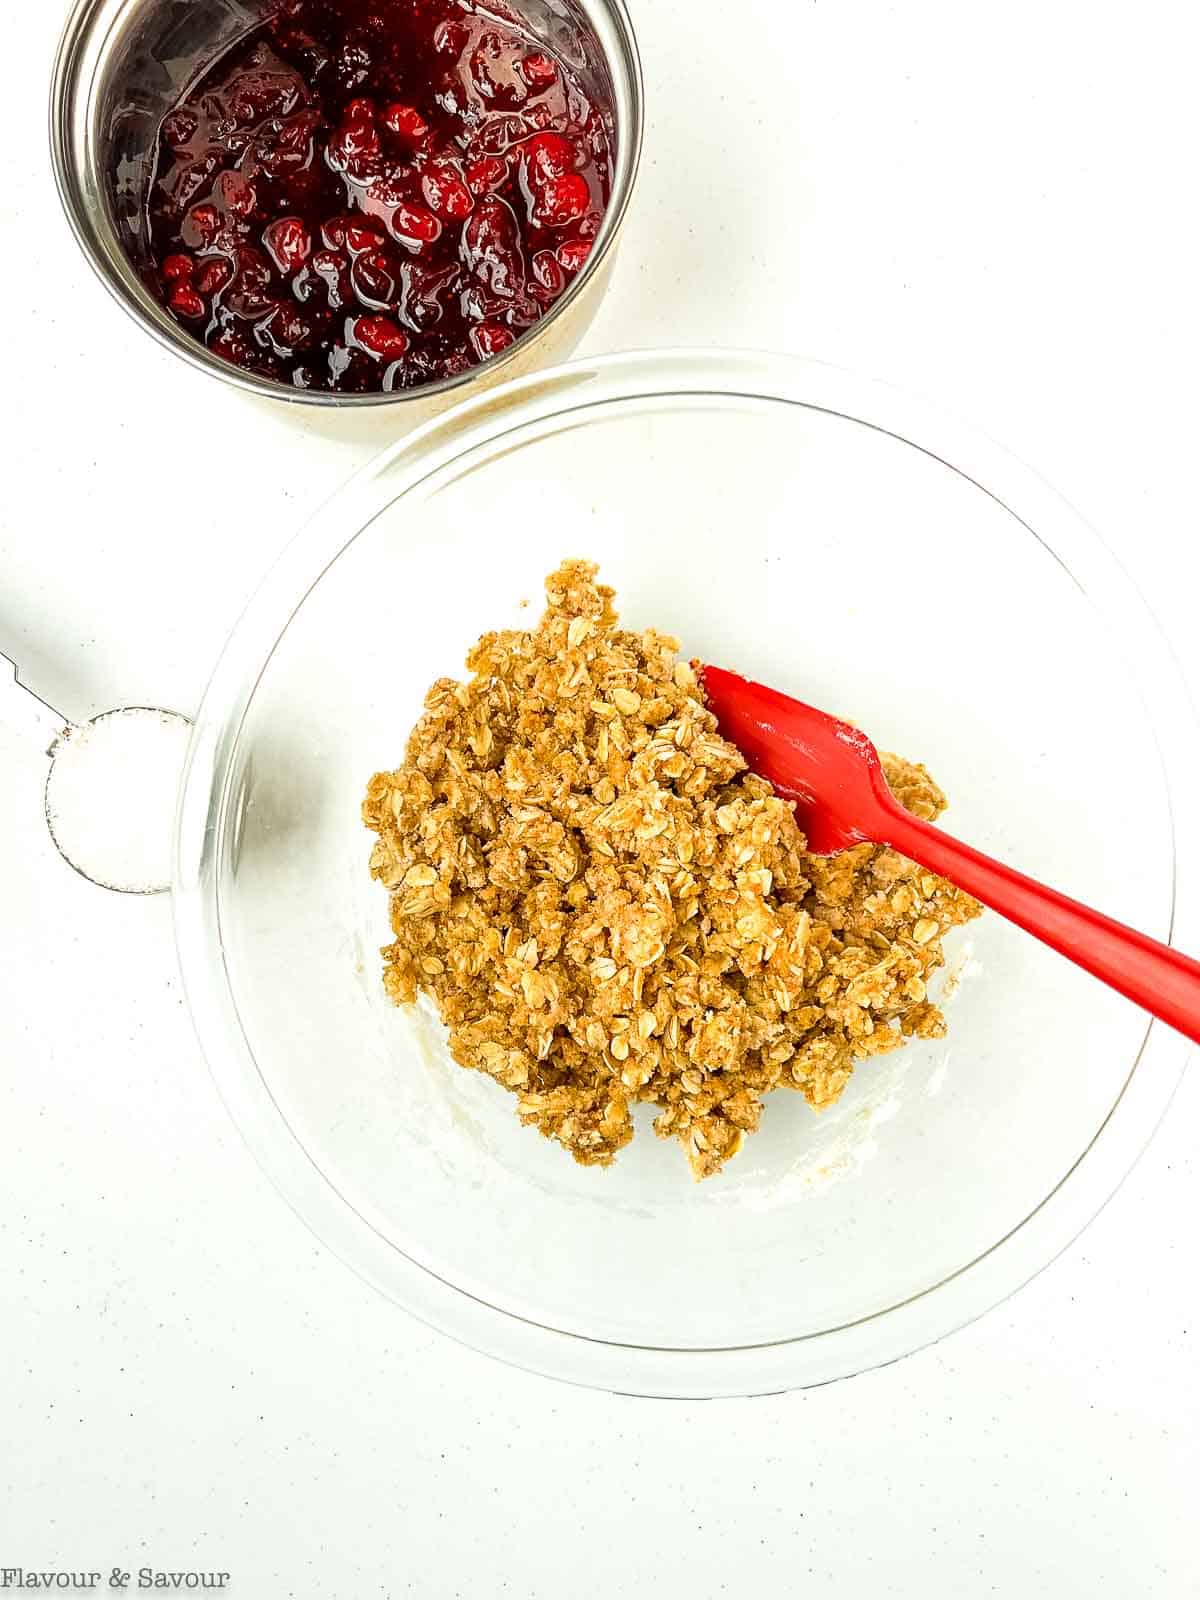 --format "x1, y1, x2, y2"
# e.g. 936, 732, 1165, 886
195, 257, 234, 297
345, 221, 384, 255
327, 105, 382, 177
385, 347, 435, 389
263, 216, 312, 274
182, 204, 221, 249
530, 249, 564, 299
421, 163, 474, 221
350, 249, 399, 309
320, 215, 354, 251
465, 154, 508, 196
462, 196, 525, 298
386, 201, 442, 248
557, 237, 593, 274
210, 326, 258, 368
397, 261, 461, 330
169, 286, 206, 320
519, 53, 557, 90
233, 245, 272, 290
382, 103, 429, 141
532, 172, 589, 227
469, 321, 516, 359
161, 254, 195, 283
222, 248, 276, 318
263, 304, 319, 353
216, 169, 257, 217
521, 132, 576, 182
349, 313, 409, 361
